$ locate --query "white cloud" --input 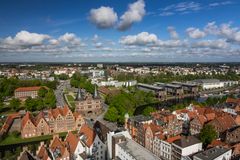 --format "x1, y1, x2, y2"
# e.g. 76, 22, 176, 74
160, 1, 201, 16
204, 22, 240, 43
120, 32, 158, 45
58, 33, 81, 45
167, 26, 179, 39
49, 39, 59, 45
159, 12, 174, 16
156, 39, 187, 48
95, 42, 103, 48
186, 27, 206, 39
192, 39, 228, 49
3, 30, 50, 46
118, 0, 145, 31
89, 6, 118, 29
209, 1, 232, 7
